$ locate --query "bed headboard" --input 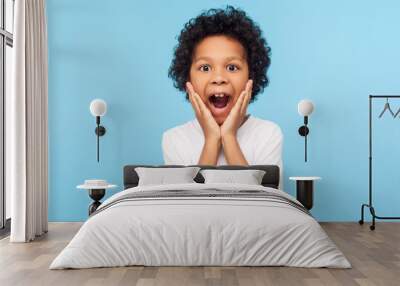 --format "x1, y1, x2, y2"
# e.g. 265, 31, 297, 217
123, 165, 280, 189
